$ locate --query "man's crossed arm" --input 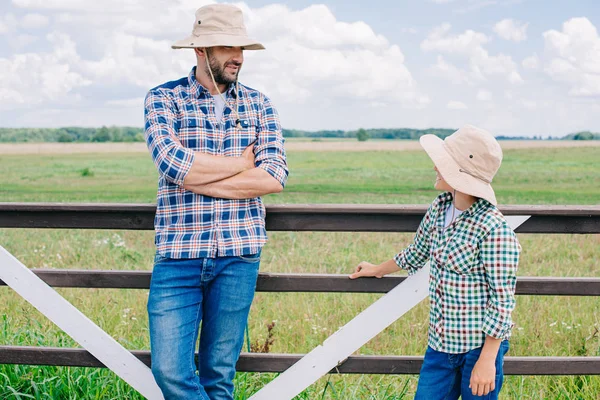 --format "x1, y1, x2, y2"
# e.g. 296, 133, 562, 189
144, 89, 288, 200
181, 142, 284, 200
